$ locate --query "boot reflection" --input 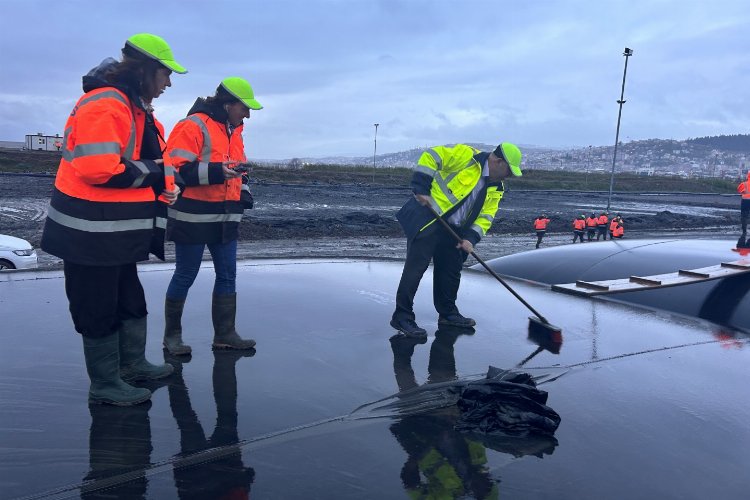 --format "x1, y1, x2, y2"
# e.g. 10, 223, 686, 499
167, 349, 255, 499
388, 327, 499, 499
81, 401, 153, 499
